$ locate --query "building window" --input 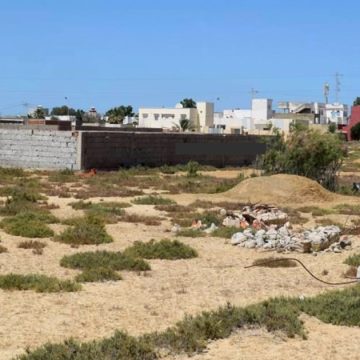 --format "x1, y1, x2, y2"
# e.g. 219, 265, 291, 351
142, 113, 148, 119
154, 114, 159, 120
180, 114, 187, 120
